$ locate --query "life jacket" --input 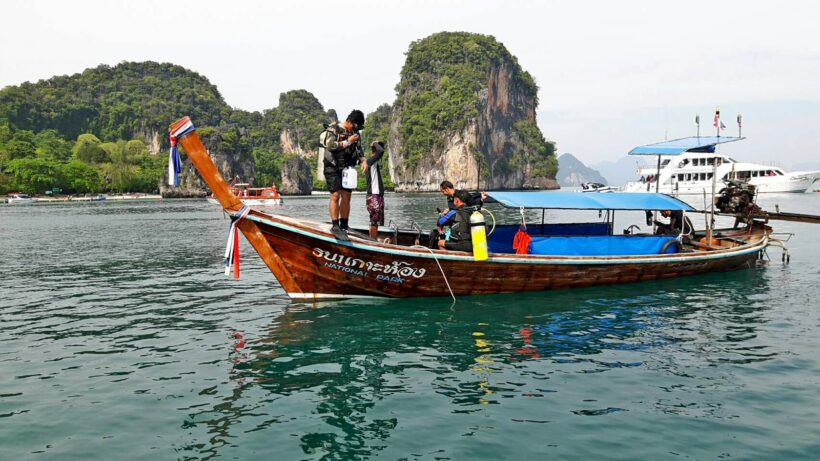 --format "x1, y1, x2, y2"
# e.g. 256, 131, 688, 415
448, 208, 472, 242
